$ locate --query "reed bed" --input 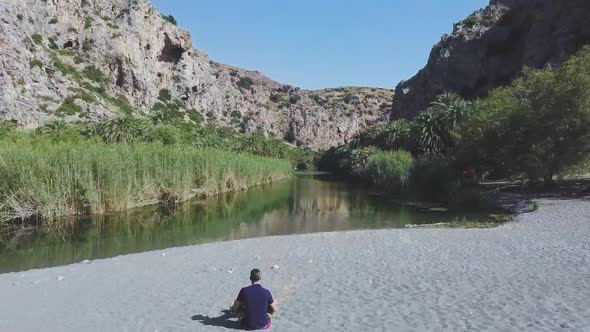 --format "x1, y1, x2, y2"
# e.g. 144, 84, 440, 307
0, 142, 292, 223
